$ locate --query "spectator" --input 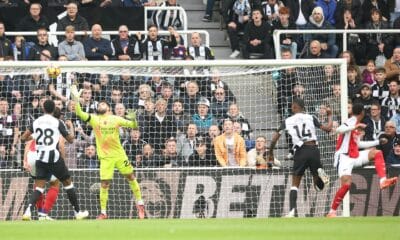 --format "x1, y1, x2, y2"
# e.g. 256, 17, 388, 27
92, 73, 112, 102
12, 36, 31, 61
139, 143, 161, 167
354, 83, 375, 116
171, 99, 192, 138
214, 119, 247, 167
362, 0, 390, 23
23, 71, 48, 101
176, 123, 199, 162
0, 22, 14, 61
205, 124, 220, 153
0, 98, 19, 168
272, 7, 297, 59
365, 8, 394, 64
226, 103, 252, 139
347, 65, 362, 101
301, 40, 329, 59
371, 67, 389, 103
147, 71, 167, 97
84, 24, 113, 61
16, 3, 49, 43
159, 83, 174, 113
182, 80, 201, 115
386, 139, 400, 165
226, 0, 251, 58
315, 0, 337, 26
29, 28, 58, 61
242, 8, 274, 59
205, 69, 236, 102
210, 87, 231, 121
111, 25, 141, 61
132, 84, 154, 112
304, 6, 338, 58
192, 97, 217, 136
364, 101, 386, 140
335, 0, 363, 27
187, 141, 217, 166
336, 9, 366, 65
57, 1, 89, 42
247, 136, 280, 168
139, 24, 177, 61
379, 120, 398, 160
123, 129, 147, 167
186, 32, 215, 60
152, 0, 184, 30
114, 103, 130, 142
381, 79, 400, 120
117, 70, 144, 105
340, 50, 361, 77
202, 0, 215, 22
157, 137, 183, 167
261, 0, 281, 24
58, 25, 86, 61
285, 0, 314, 29
142, 98, 177, 153
362, 60, 377, 85
384, 46, 400, 81
322, 84, 341, 122
79, 144, 98, 168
